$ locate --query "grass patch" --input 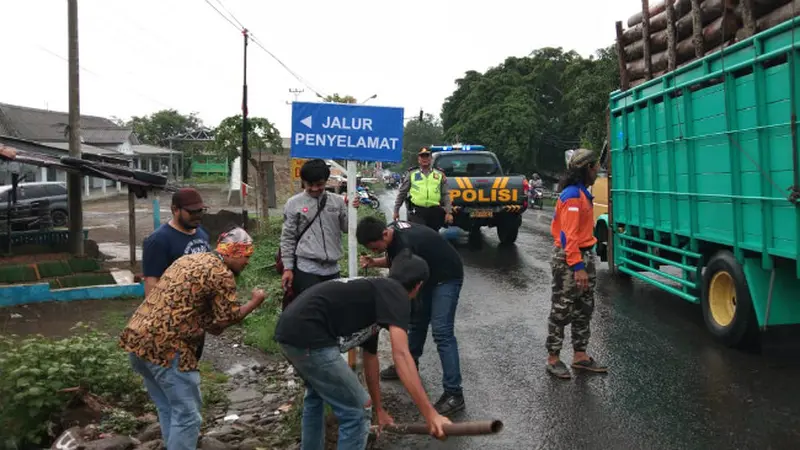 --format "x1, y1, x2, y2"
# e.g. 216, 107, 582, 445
238, 208, 386, 356
199, 361, 230, 417
101, 309, 134, 333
